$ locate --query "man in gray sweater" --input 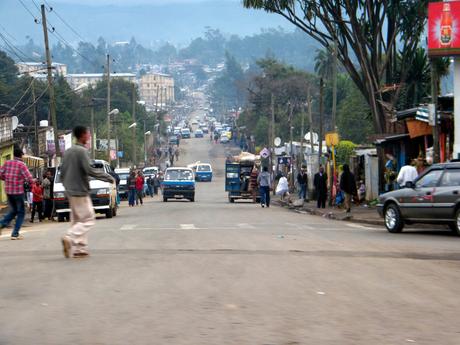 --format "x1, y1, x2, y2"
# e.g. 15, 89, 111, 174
61, 126, 114, 258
